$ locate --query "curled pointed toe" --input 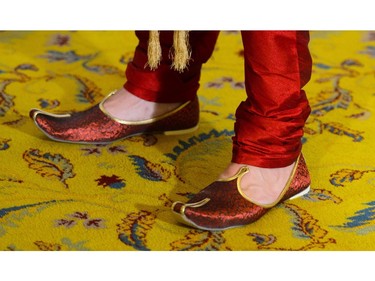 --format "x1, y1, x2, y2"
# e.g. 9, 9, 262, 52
172, 154, 311, 231
30, 91, 200, 144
